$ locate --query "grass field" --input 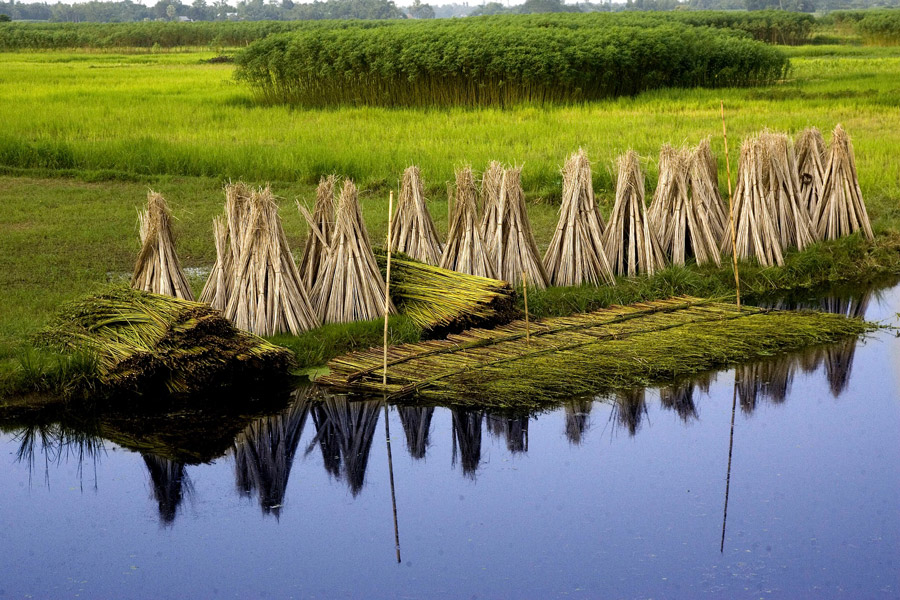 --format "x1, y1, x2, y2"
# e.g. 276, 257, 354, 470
1, 44, 899, 371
